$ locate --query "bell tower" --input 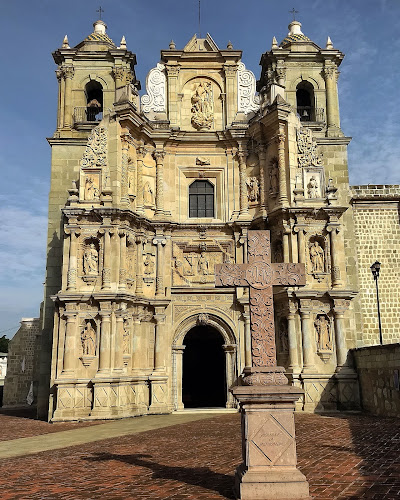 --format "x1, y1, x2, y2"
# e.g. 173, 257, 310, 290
38, 19, 140, 418
258, 20, 344, 138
